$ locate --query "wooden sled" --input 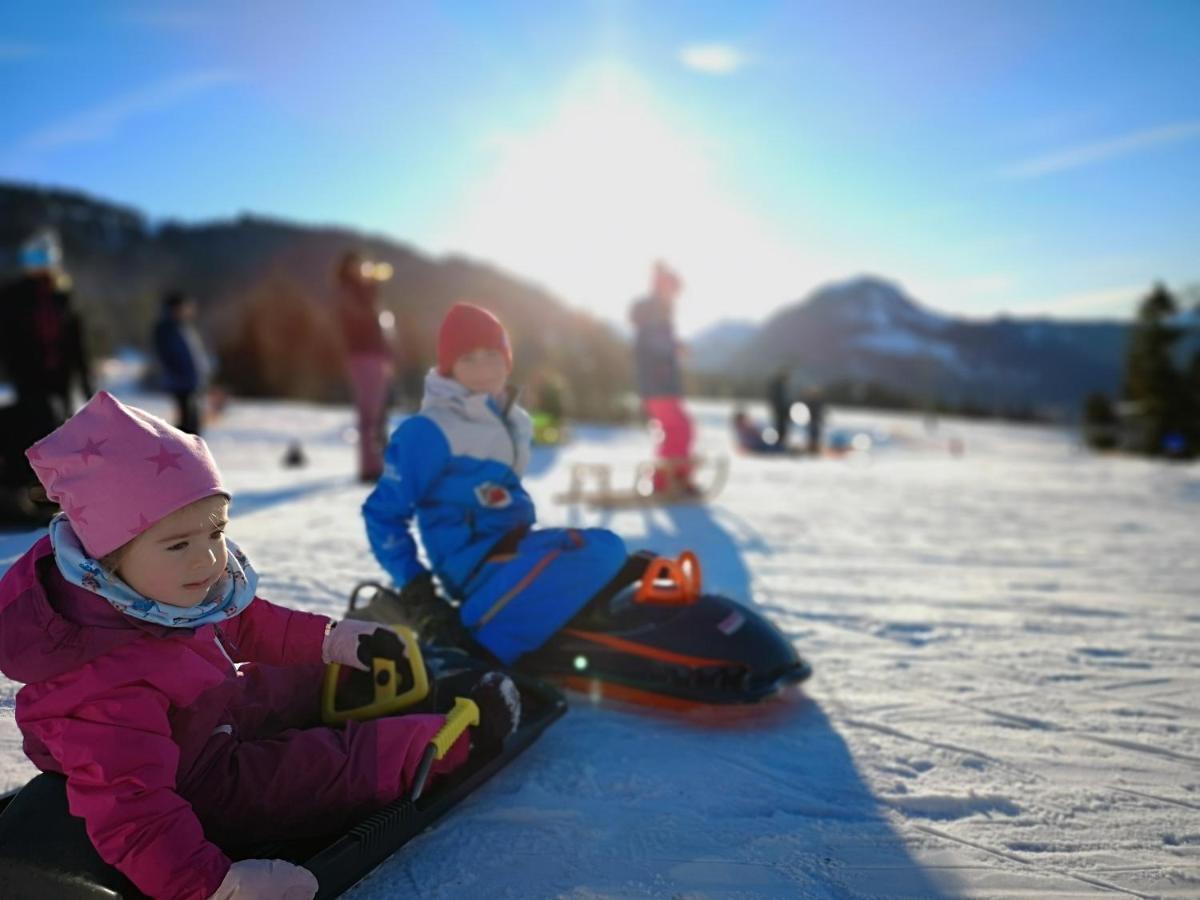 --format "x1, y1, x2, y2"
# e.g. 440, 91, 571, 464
554, 455, 729, 510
